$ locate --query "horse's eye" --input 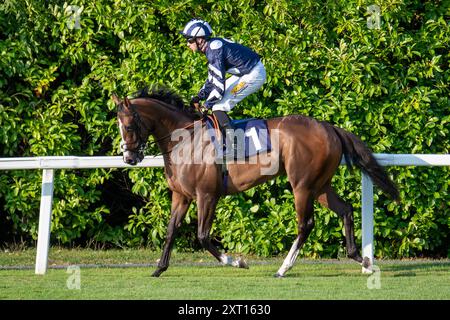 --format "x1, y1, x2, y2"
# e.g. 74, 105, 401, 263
125, 126, 134, 132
